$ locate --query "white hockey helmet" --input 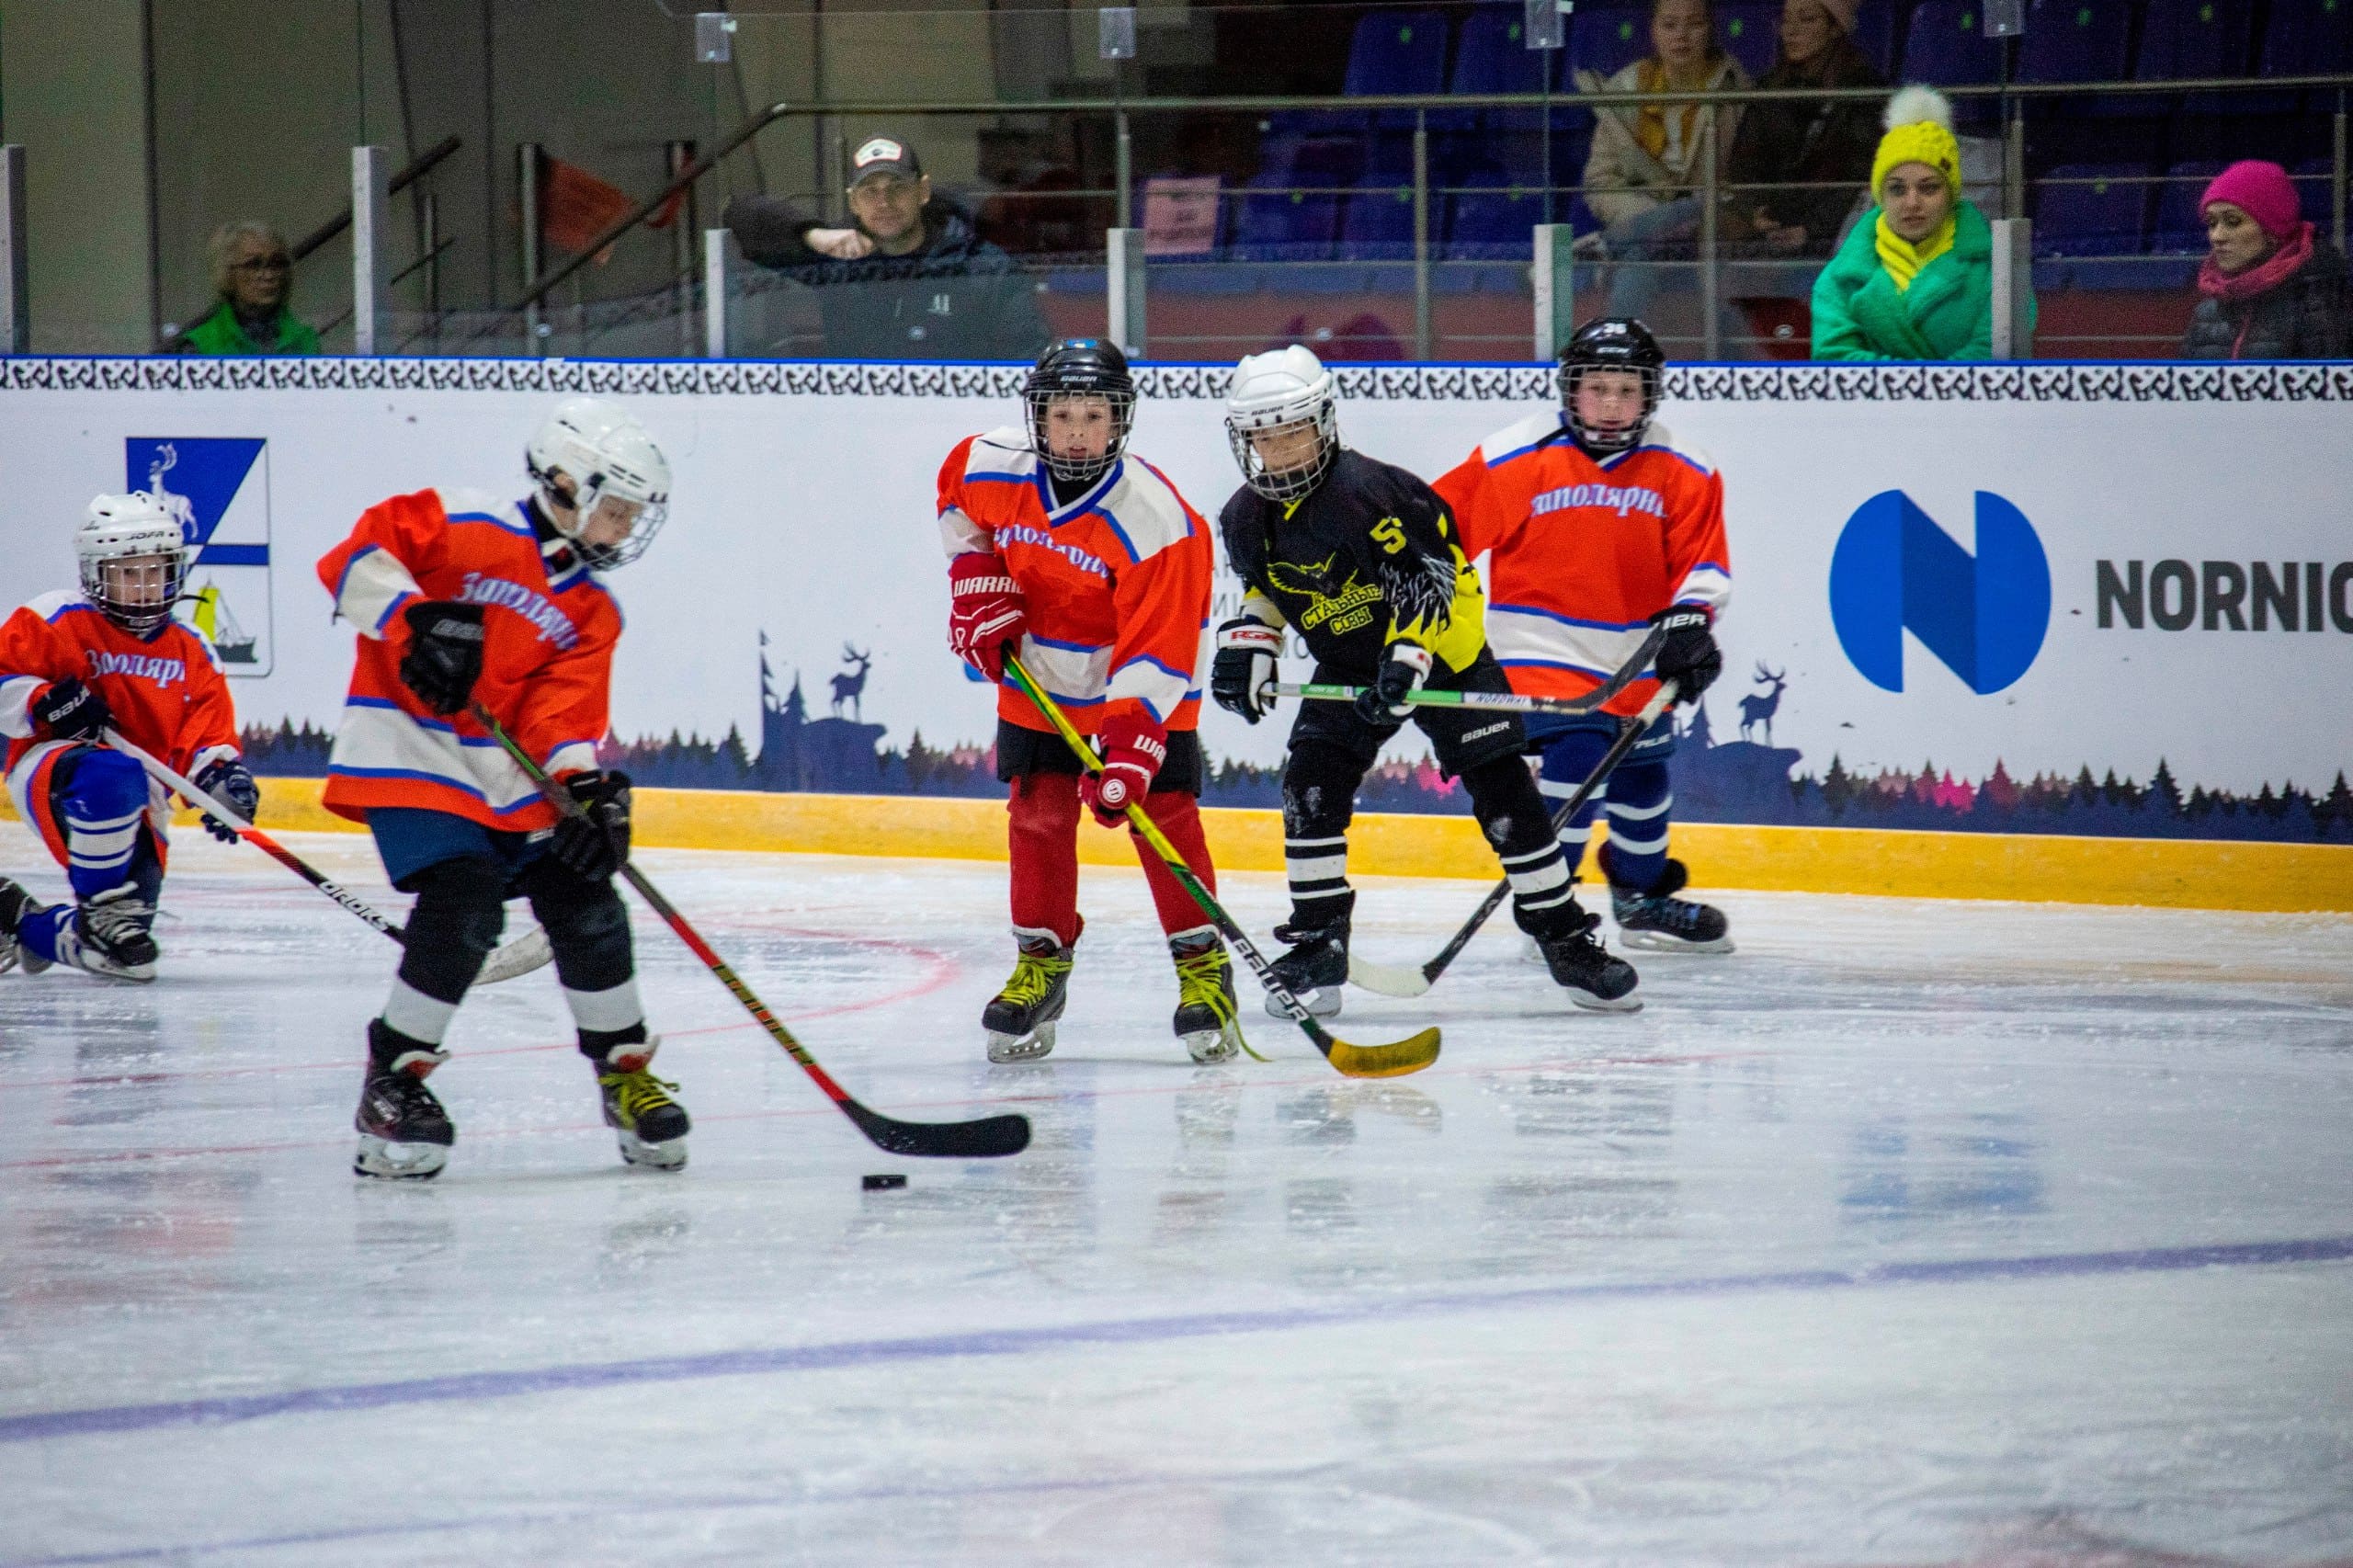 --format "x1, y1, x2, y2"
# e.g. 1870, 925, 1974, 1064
1224, 345, 1339, 501
76, 492, 190, 636
525, 395, 672, 570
